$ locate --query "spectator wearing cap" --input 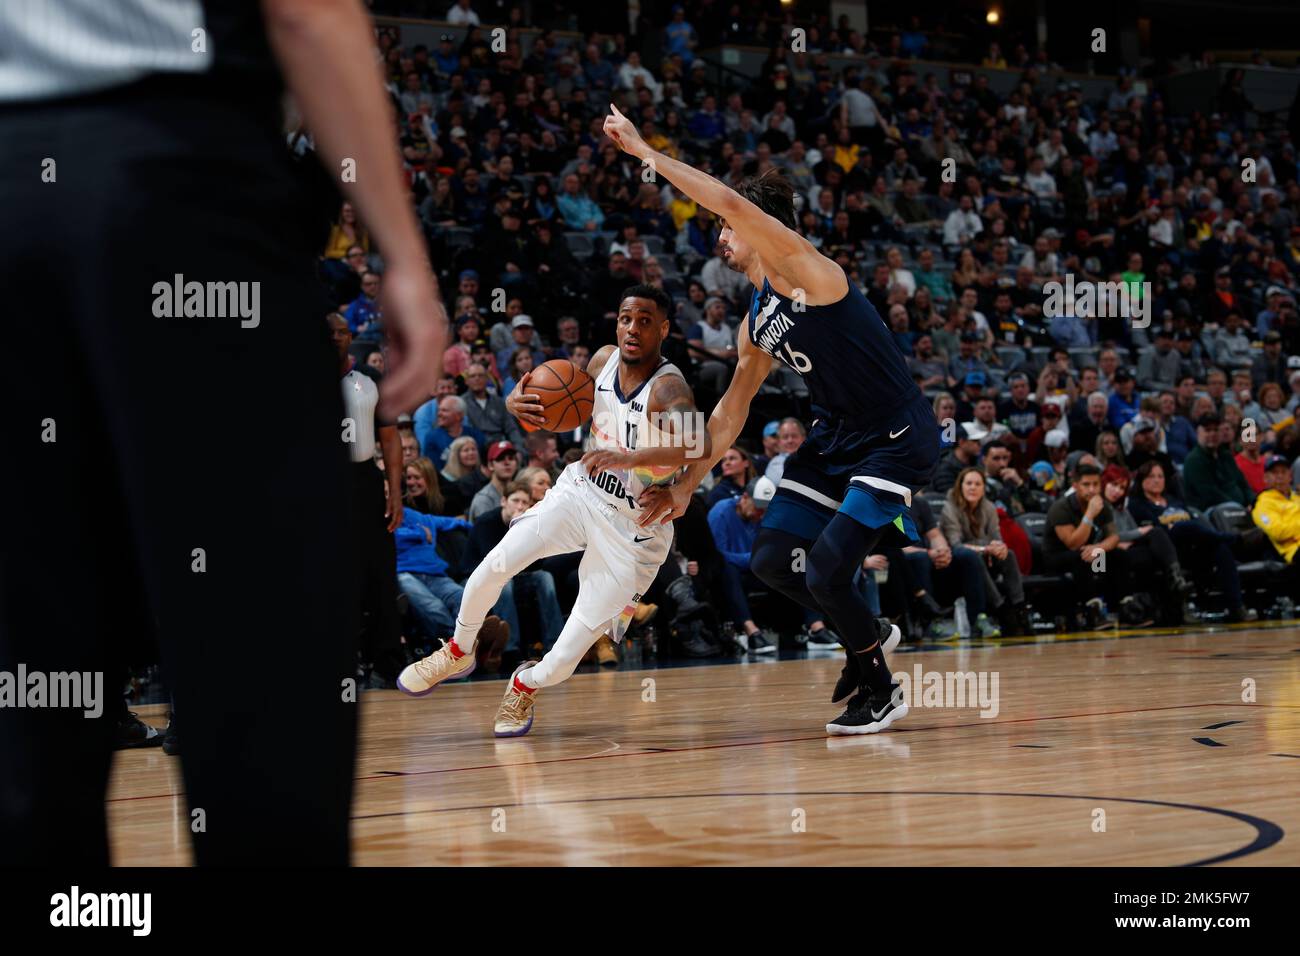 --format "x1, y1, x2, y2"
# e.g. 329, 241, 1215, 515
1126, 416, 1183, 499
1042, 429, 1072, 489
954, 369, 988, 422
752, 420, 781, 475
443, 314, 482, 379
1252, 330, 1289, 389
423, 394, 487, 469
1014, 398, 1060, 465
1212, 311, 1254, 370
1106, 369, 1140, 429
1119, 396, 1166, 455
1252, 455, 1300, 574
495, 314, 545, 381
949, 335, 990, 395
930, 422, 983, 493
468, 441, 521, 521
1182, 413, 1253, 512
707, 477, 779, 654
1137, 329, 1181, 392
1174, 332, 1206, 383
1255, 286, 1293, 338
